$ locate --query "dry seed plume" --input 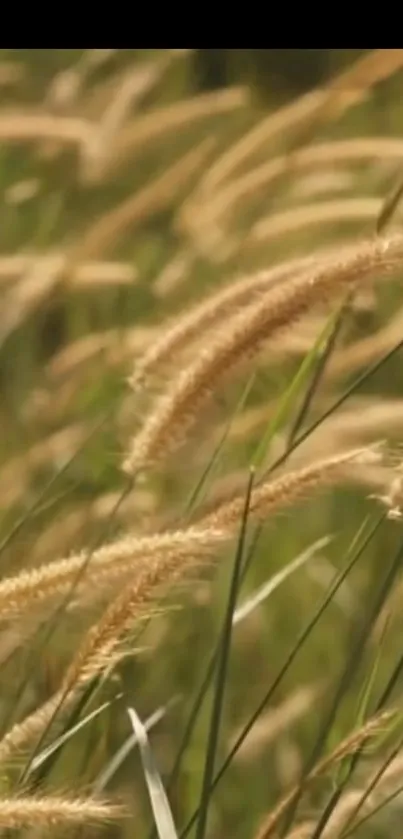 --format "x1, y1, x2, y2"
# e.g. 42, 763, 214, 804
72, 138, 214, 263
318, 750, 403, 837
0, 528, 226, 622
0, 448, 379, 762
82, 55, 181, 182
232, 684, 318, 764
98, 86, 249, 180
249, 197, 389, 245
129, 251, 326, 392
200, 448, 382, 531
254, 709, 394, 839
0, 796, 124, 830
284, 823, 317, 839
0, 448, 381, 625
0, 553, 201, 762
201, 49, 403, 192
123, 235, 403, 473
188, 138, 403, 258
0, 110, 91, 148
